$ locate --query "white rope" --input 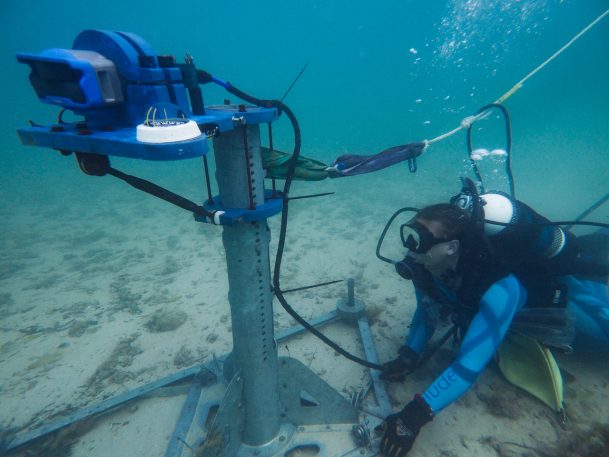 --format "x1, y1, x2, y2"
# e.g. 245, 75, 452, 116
426, 7, 609, 146
501, 7, 609, 101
